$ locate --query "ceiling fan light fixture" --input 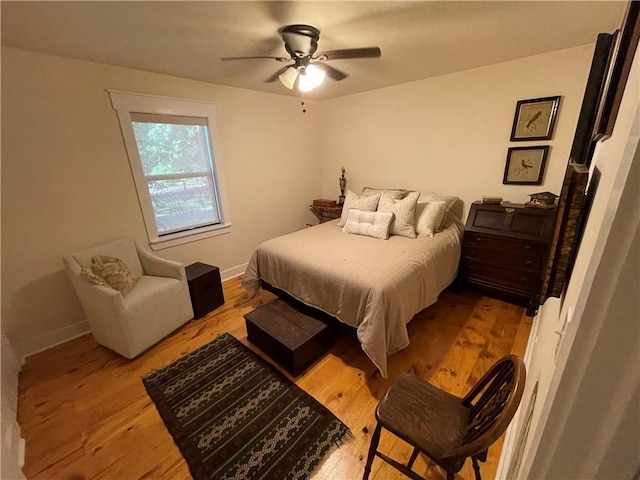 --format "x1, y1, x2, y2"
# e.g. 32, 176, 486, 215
298, 64, 326, 92
278, 66, 298, 89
